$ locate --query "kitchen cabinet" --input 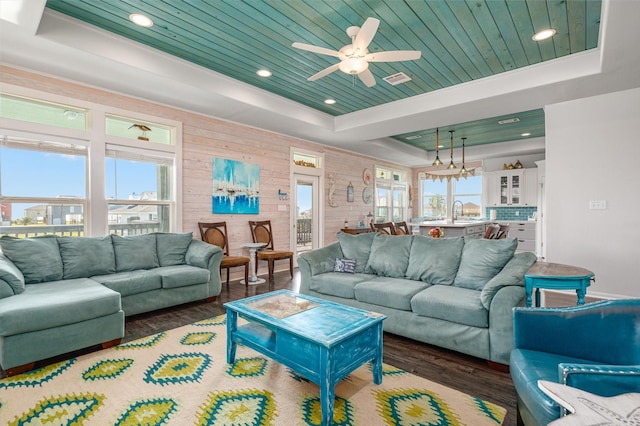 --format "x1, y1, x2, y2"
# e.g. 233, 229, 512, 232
486, 169, 537, 207
501, 220, 536, 253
